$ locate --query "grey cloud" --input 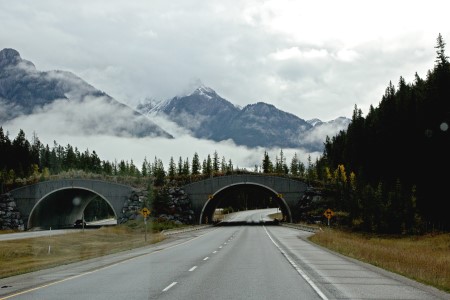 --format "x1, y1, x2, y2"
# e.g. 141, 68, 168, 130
0, 99, 23, 123
4, 95, 168, 138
